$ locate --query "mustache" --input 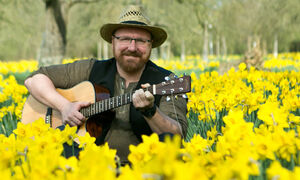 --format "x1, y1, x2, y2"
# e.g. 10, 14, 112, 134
122, 50, 142, 57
